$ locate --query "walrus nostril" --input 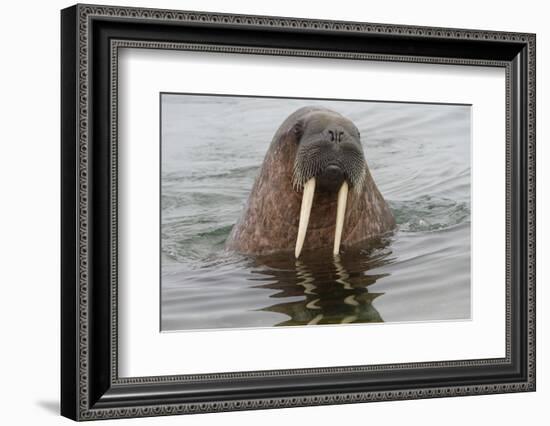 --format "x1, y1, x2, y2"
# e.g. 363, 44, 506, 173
327, 127, 346, 143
